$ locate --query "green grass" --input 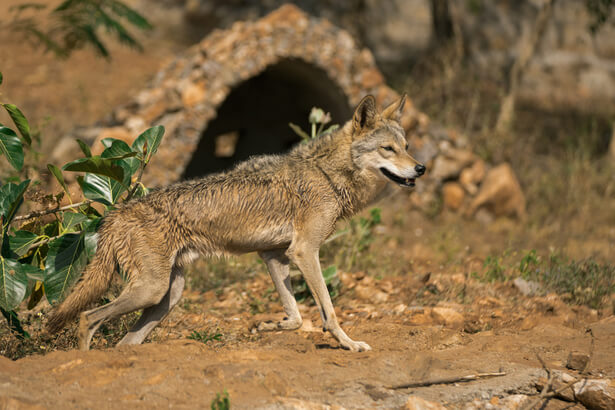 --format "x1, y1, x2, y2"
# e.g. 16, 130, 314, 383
188, 329, 223, 344
476, 249, 615, 309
